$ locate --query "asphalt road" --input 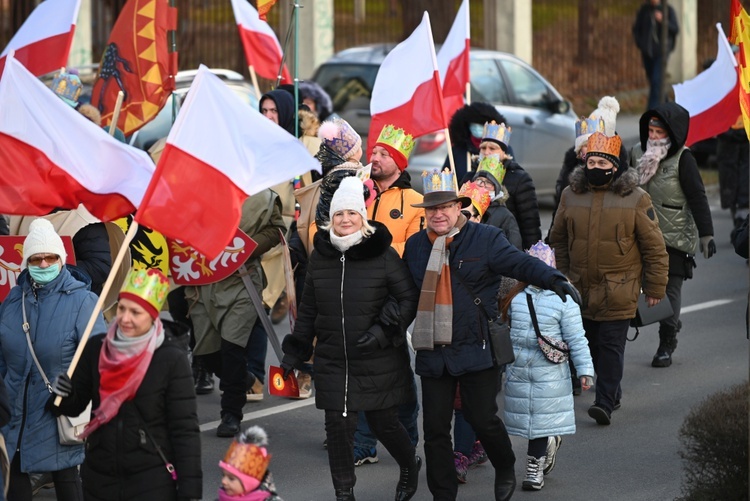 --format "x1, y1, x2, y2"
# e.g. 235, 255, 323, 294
37, 187, 748, 500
